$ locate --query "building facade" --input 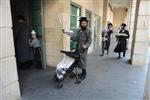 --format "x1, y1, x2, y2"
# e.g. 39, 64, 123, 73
0, 0, 150, 99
